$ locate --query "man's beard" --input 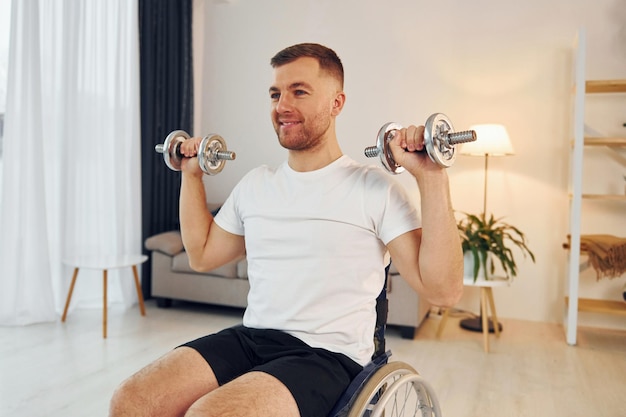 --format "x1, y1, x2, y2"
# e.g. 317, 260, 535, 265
275, 114, 330, 151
